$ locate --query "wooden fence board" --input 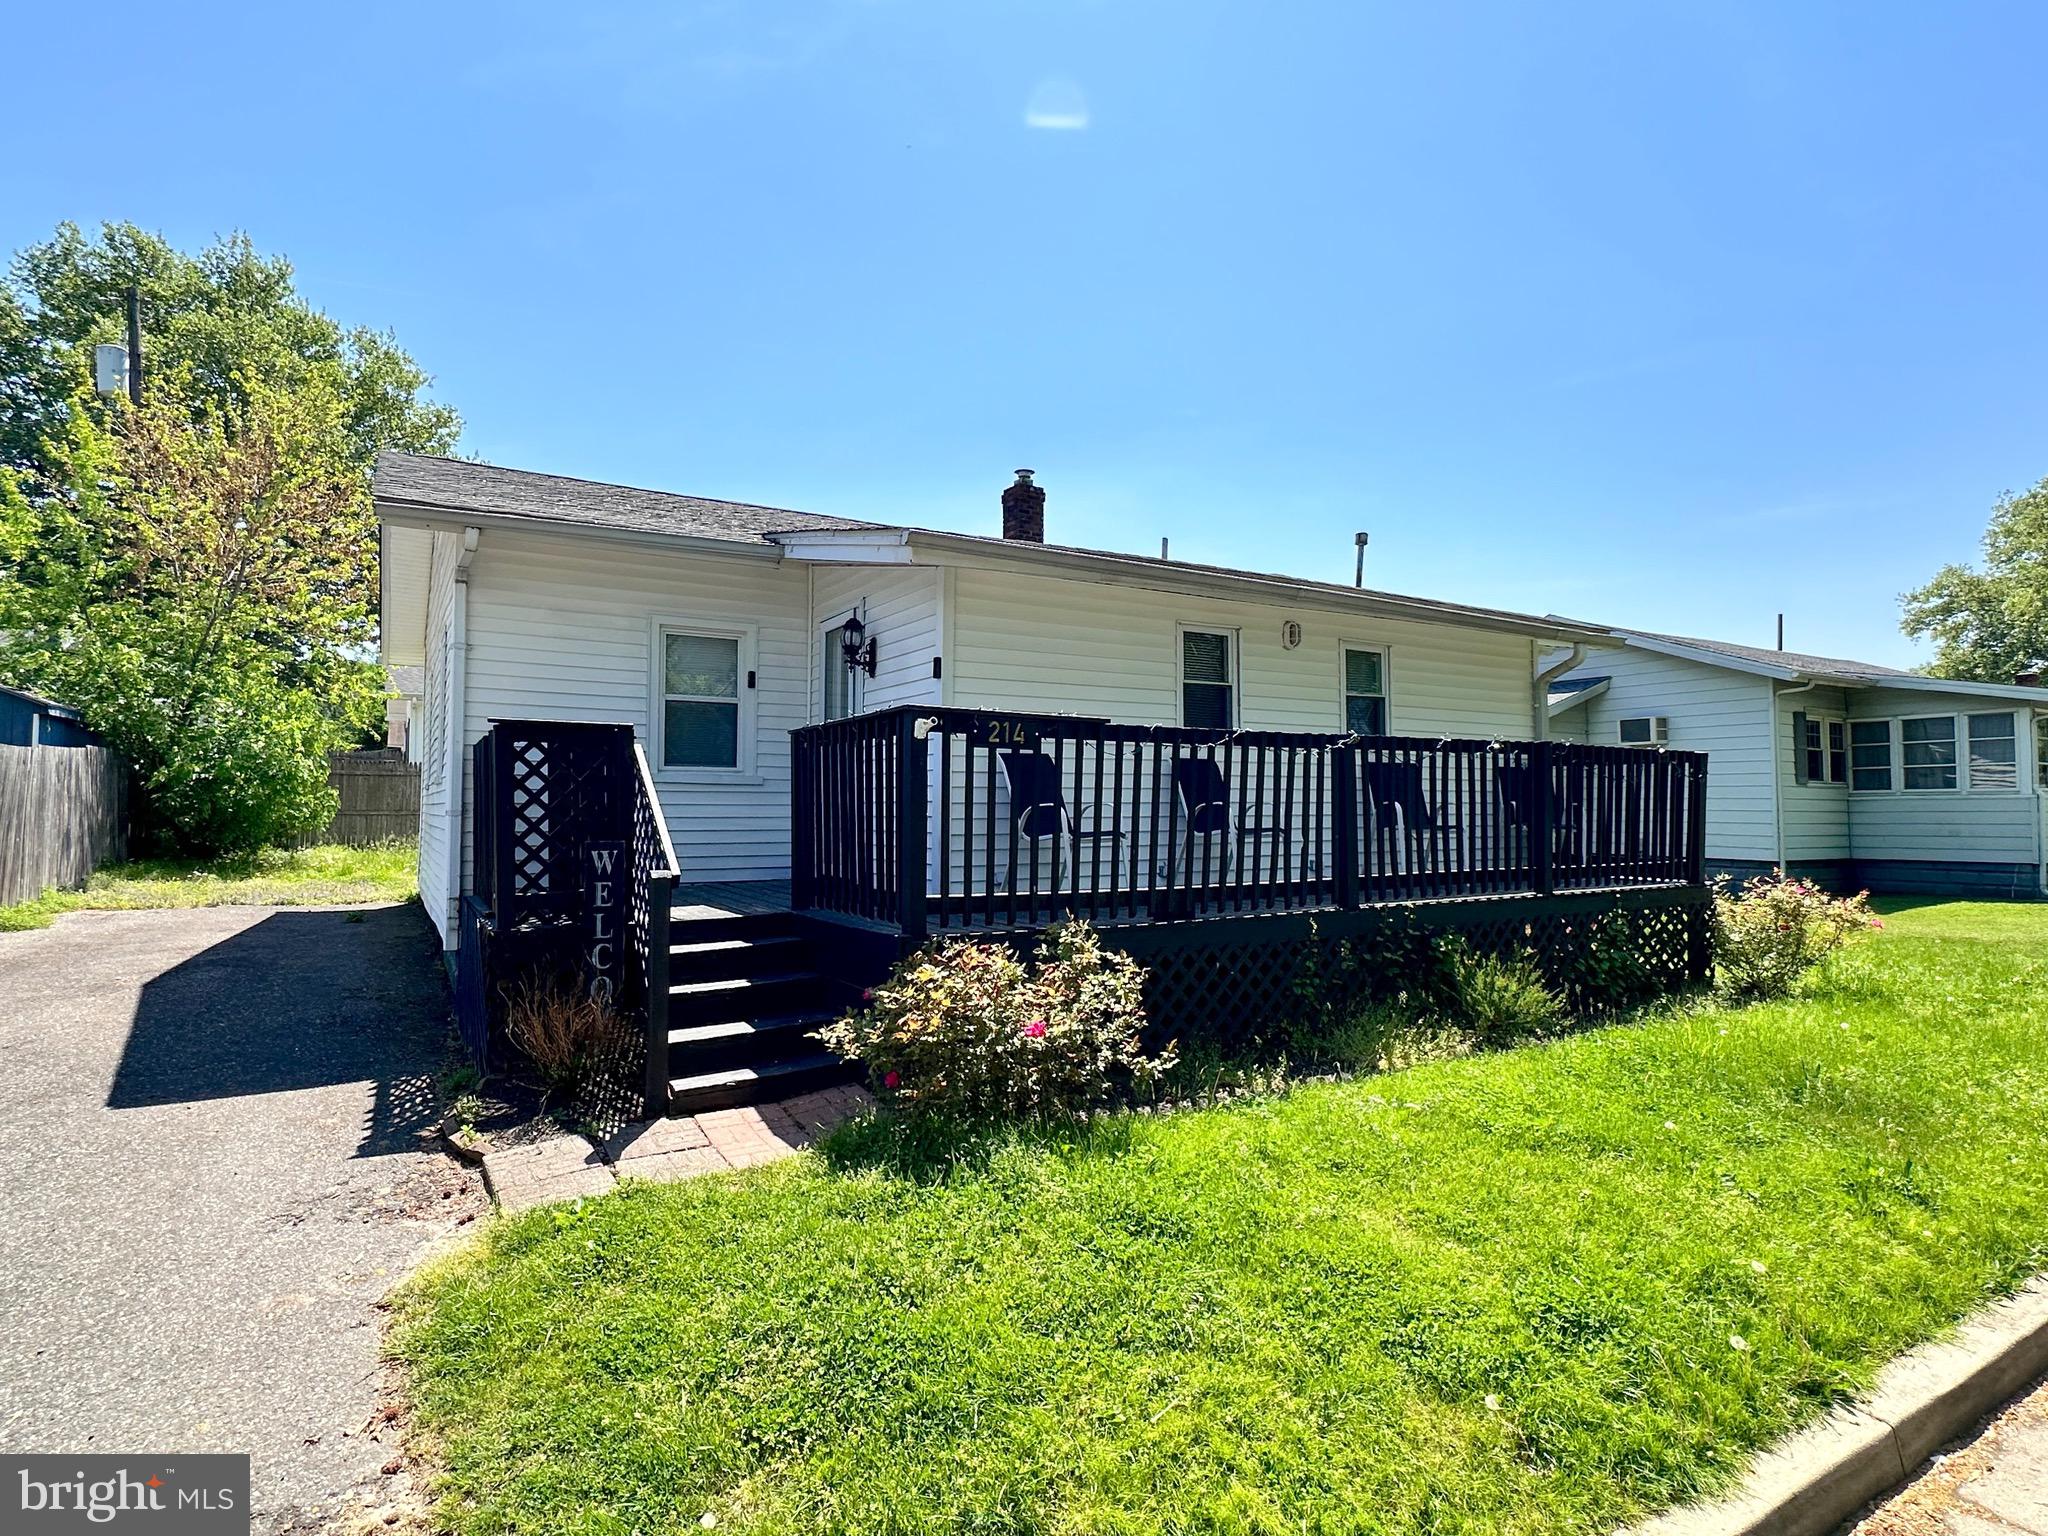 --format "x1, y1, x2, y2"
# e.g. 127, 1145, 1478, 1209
0, 745, 128, 906
293, 751, 421, 848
